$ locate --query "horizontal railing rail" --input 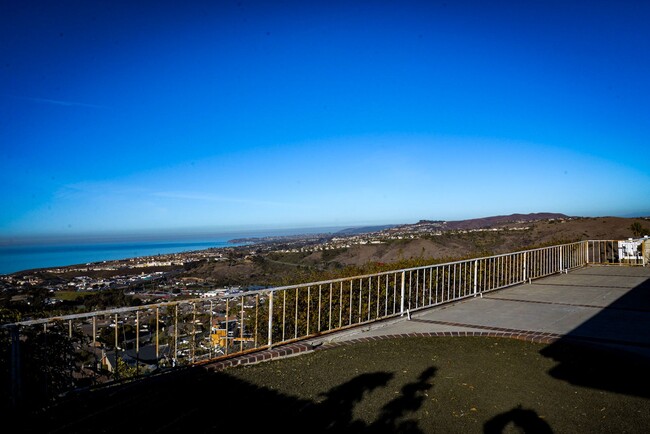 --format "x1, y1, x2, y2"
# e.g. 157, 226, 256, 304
1, 239, 646, 409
